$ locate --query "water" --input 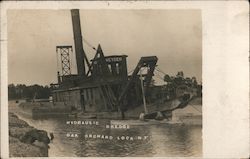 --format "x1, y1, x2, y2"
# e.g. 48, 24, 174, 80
15, 114, 202, 157
9, 101, 201, 157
